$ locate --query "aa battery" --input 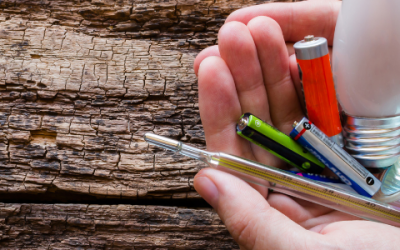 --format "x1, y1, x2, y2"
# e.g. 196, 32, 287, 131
288, 171, 343, 184
294, 35, 343, 147
290, 117, 381, 197
236, 113, 325, 174
289, 171, 357, 194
